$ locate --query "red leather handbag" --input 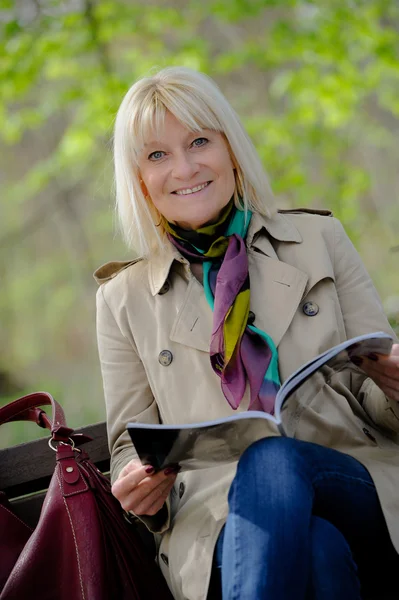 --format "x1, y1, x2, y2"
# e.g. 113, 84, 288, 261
0, 392, 173, 600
